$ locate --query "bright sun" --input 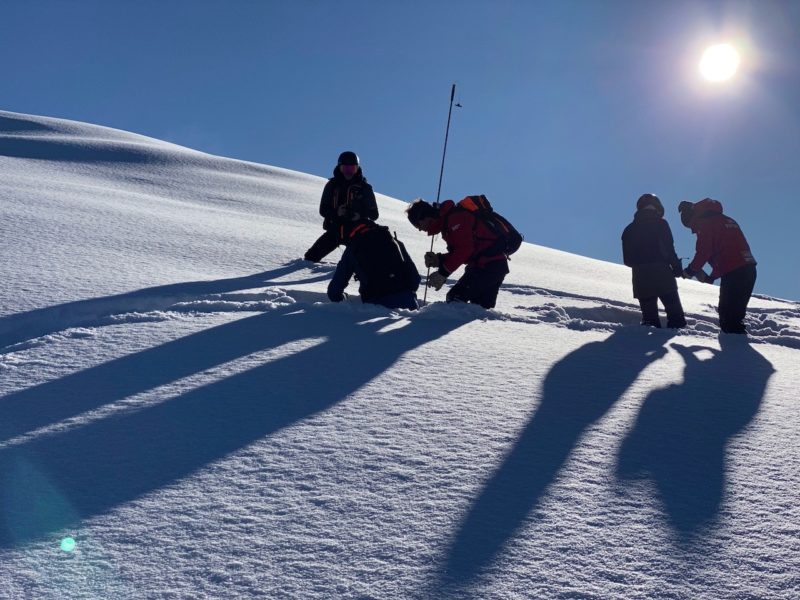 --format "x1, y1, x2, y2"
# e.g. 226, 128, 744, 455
699, 43, 741, 82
